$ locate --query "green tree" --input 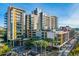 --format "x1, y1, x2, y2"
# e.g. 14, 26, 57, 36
42, 40, 49, 56
32, 41, 39, 53
0, 45, 11, 56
